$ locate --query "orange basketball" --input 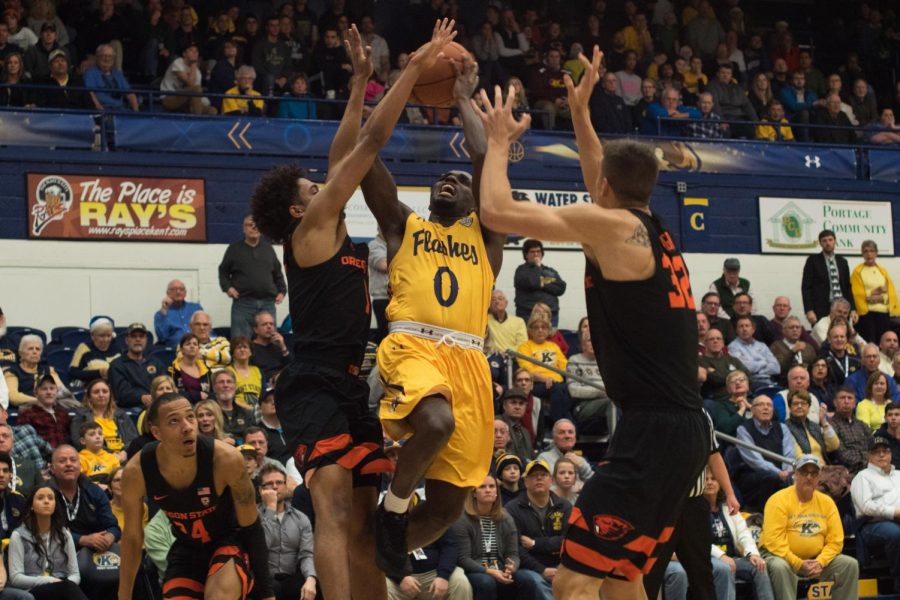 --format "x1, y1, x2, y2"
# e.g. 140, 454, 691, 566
410, 42, 470, 108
